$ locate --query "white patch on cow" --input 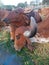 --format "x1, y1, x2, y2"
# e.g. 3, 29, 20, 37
30, 37, 49, 43
23, 30, 31, 37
